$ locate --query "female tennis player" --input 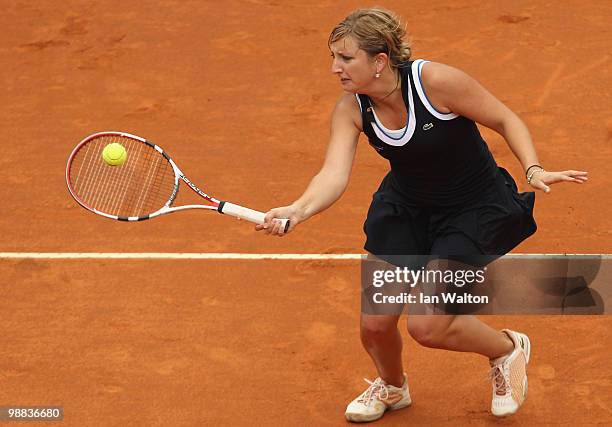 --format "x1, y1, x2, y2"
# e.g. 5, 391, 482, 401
256, 8, 587, 422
